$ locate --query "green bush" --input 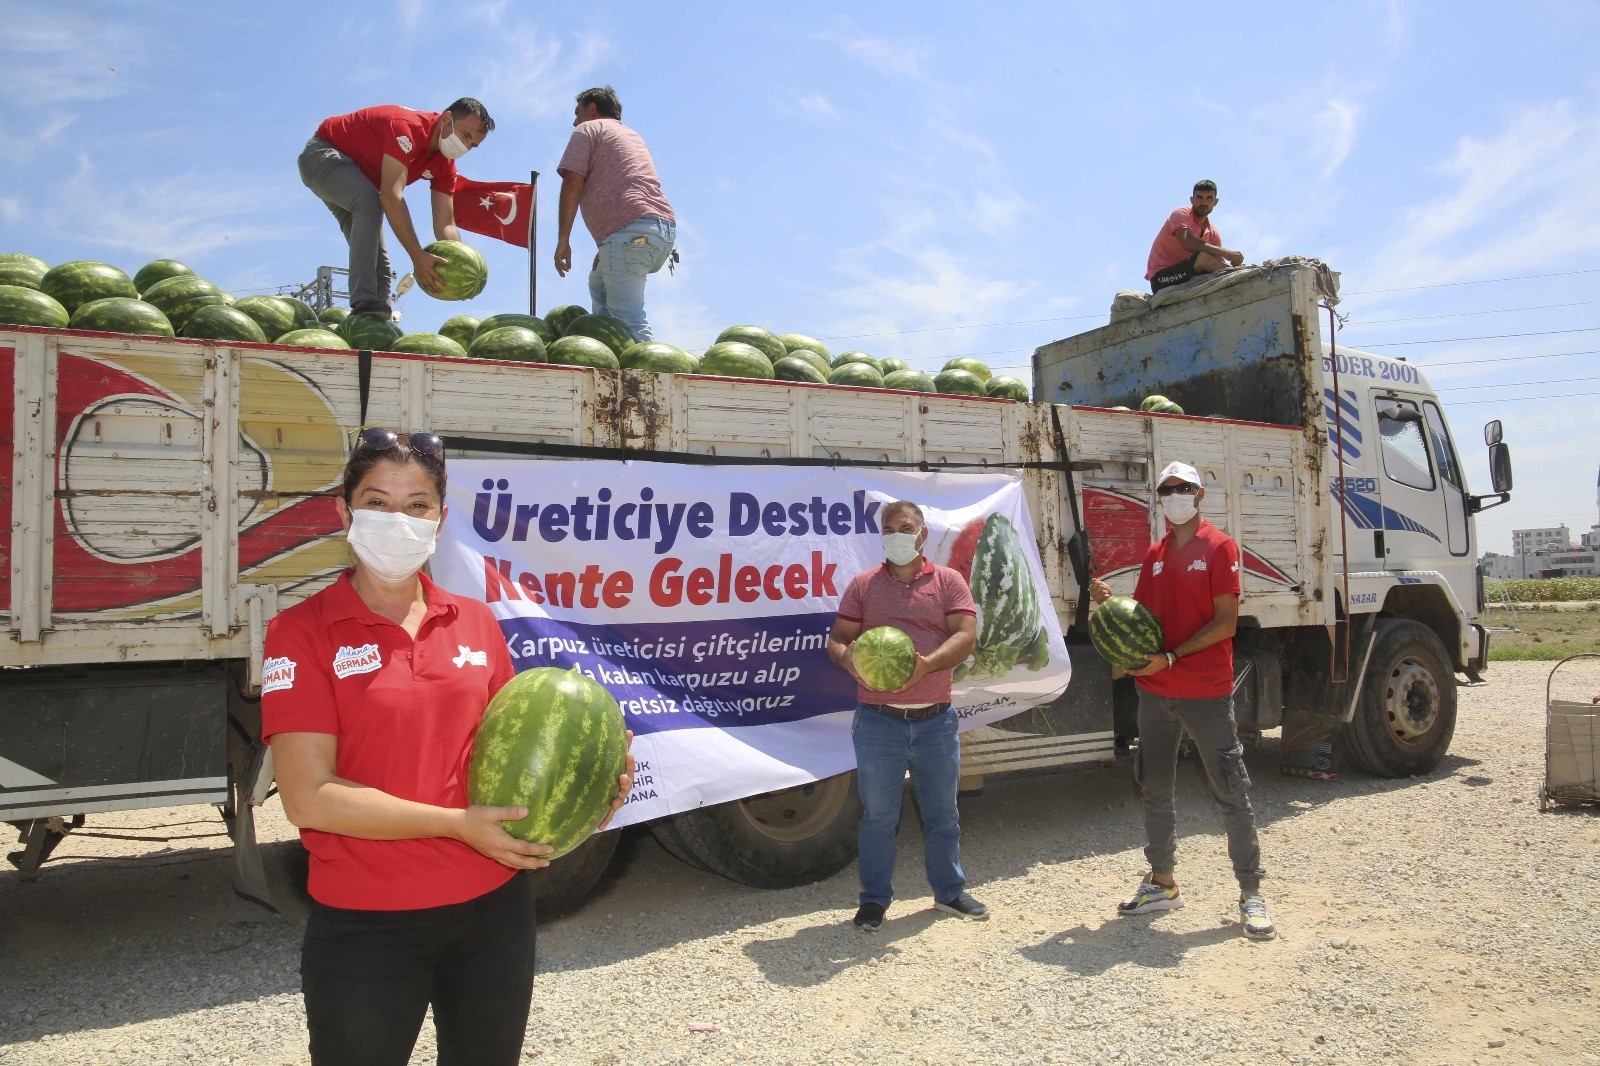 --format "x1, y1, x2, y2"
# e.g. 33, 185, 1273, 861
1485, 577, 1600, 603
